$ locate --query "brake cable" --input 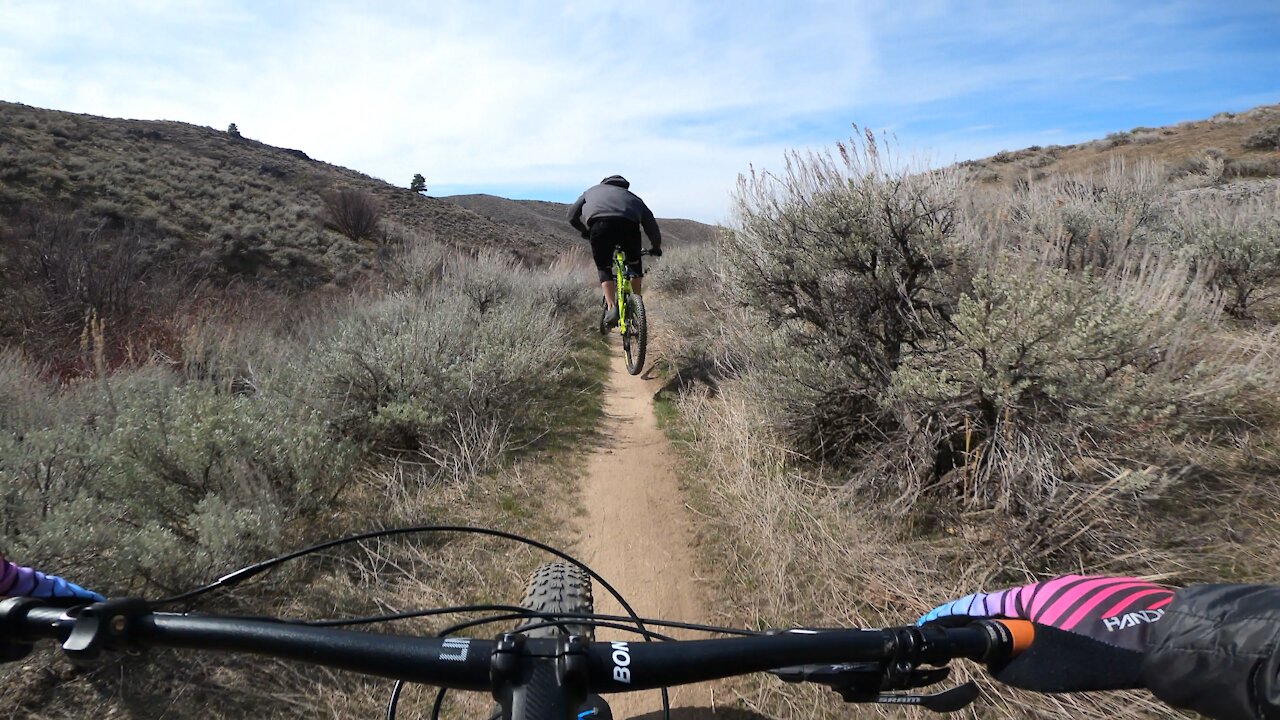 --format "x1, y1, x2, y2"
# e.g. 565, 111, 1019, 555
158, 525, 674, 720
